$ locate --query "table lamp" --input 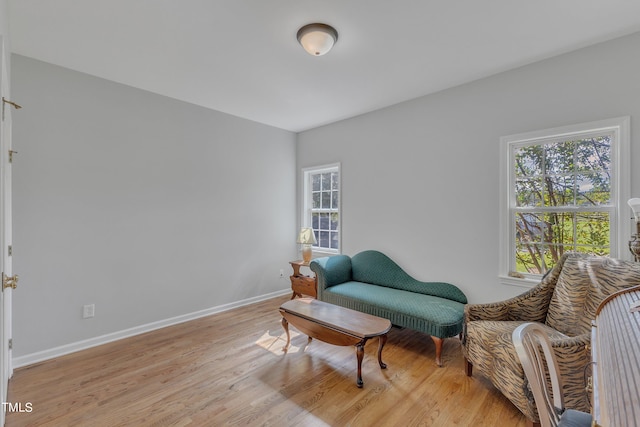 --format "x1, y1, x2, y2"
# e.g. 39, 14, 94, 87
297, 228, 317, 263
